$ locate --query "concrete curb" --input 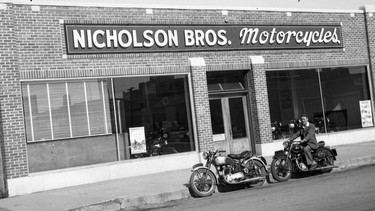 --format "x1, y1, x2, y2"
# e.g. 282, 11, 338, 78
333, 155, 375, 172
68, 156, 375, 211
68, 189, 190, 211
